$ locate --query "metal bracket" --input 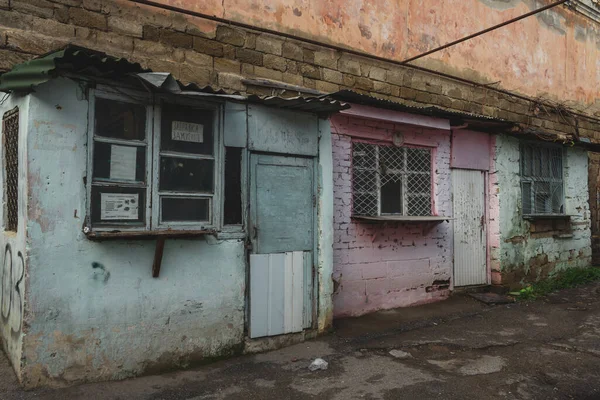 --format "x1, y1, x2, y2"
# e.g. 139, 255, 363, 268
152, 237, 166, 278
